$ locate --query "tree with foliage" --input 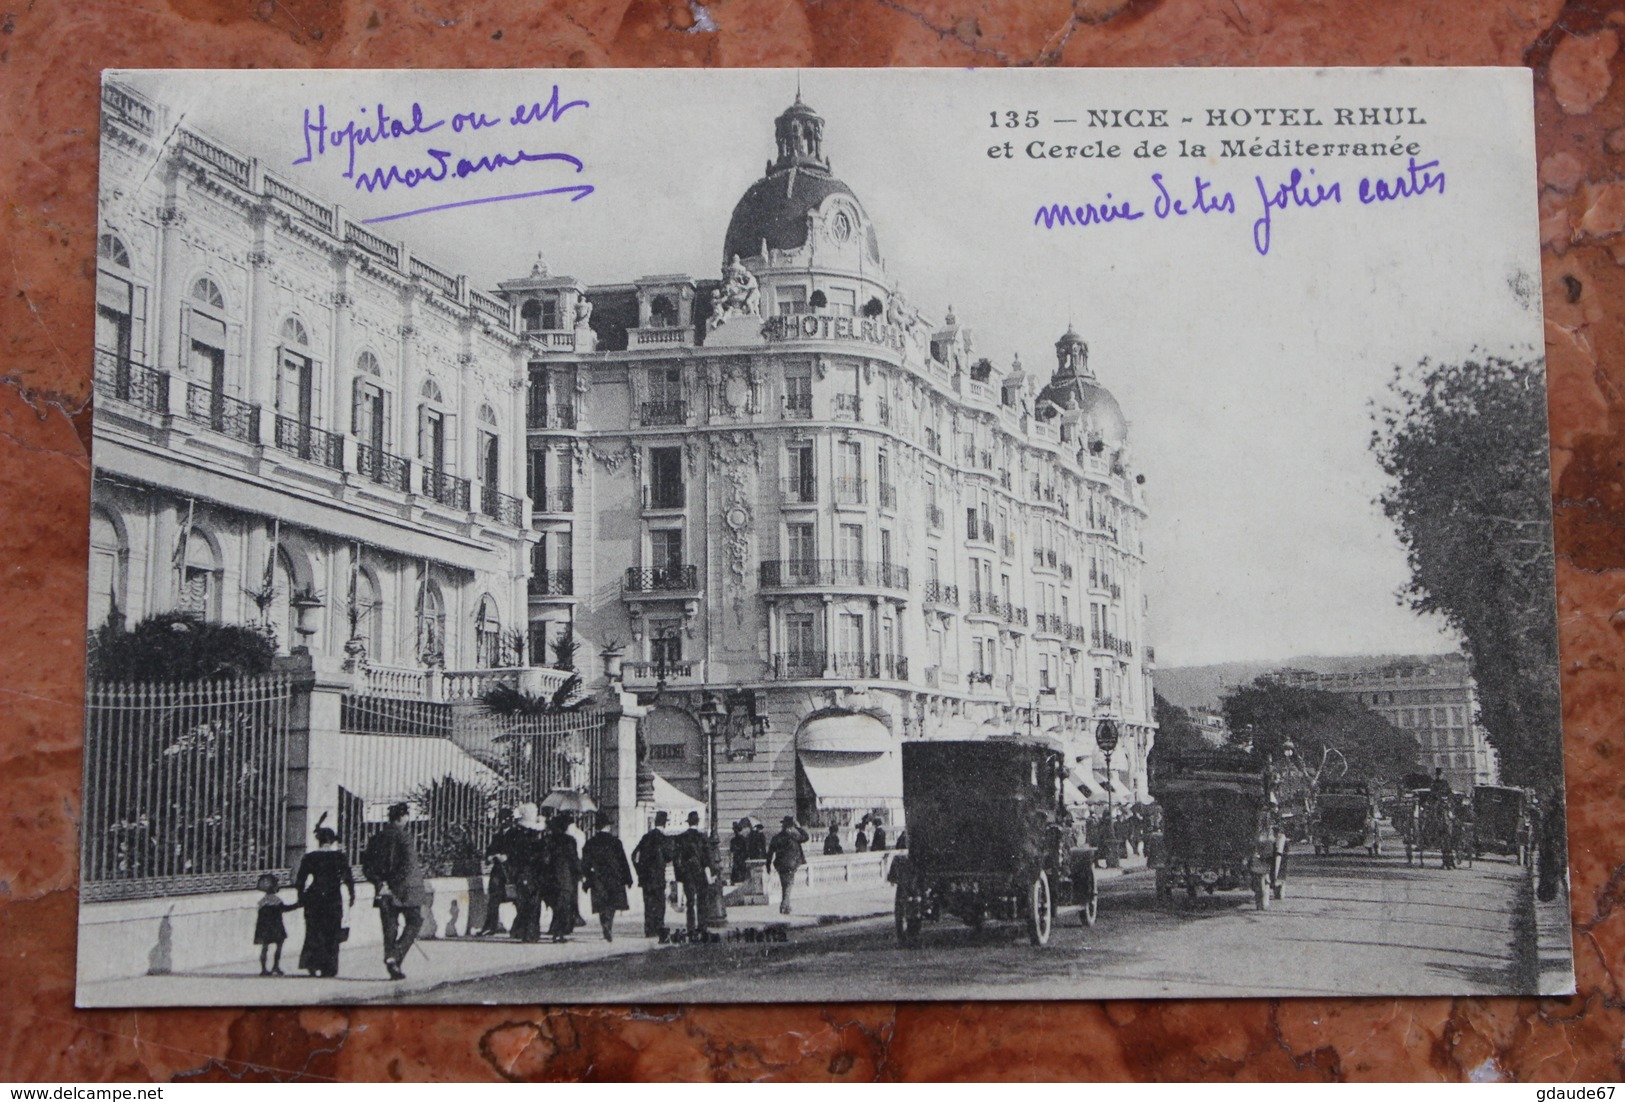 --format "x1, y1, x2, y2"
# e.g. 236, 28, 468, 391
88, 612, 277, 682
1152, 691, 1211, 757
1370, 353, 1562, 791
1222, 676, 1421, 787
